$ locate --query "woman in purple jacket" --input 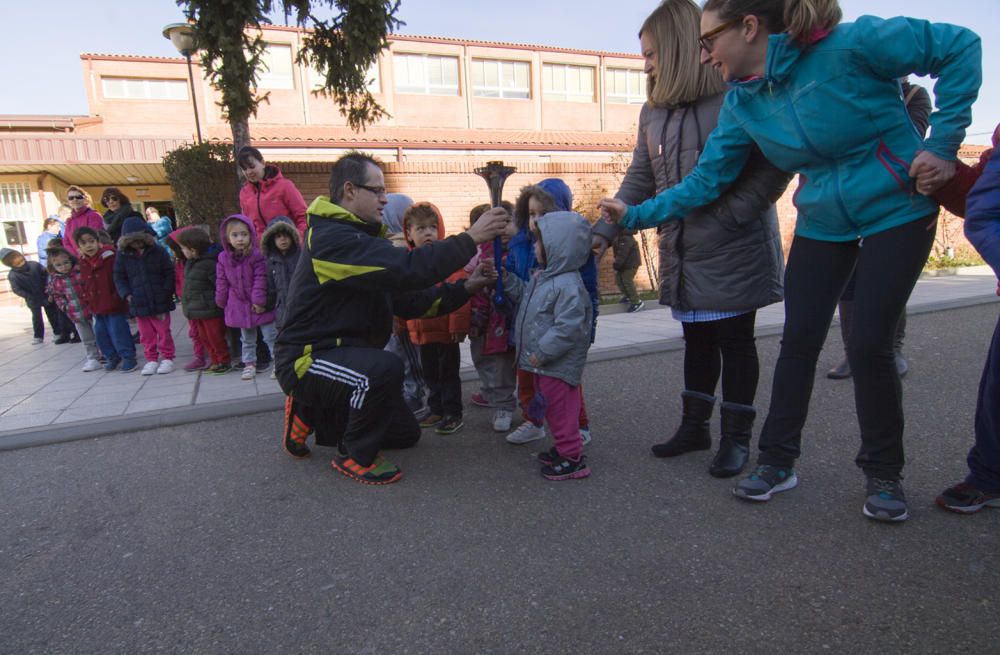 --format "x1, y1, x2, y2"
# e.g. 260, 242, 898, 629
215, 214, 276, 381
